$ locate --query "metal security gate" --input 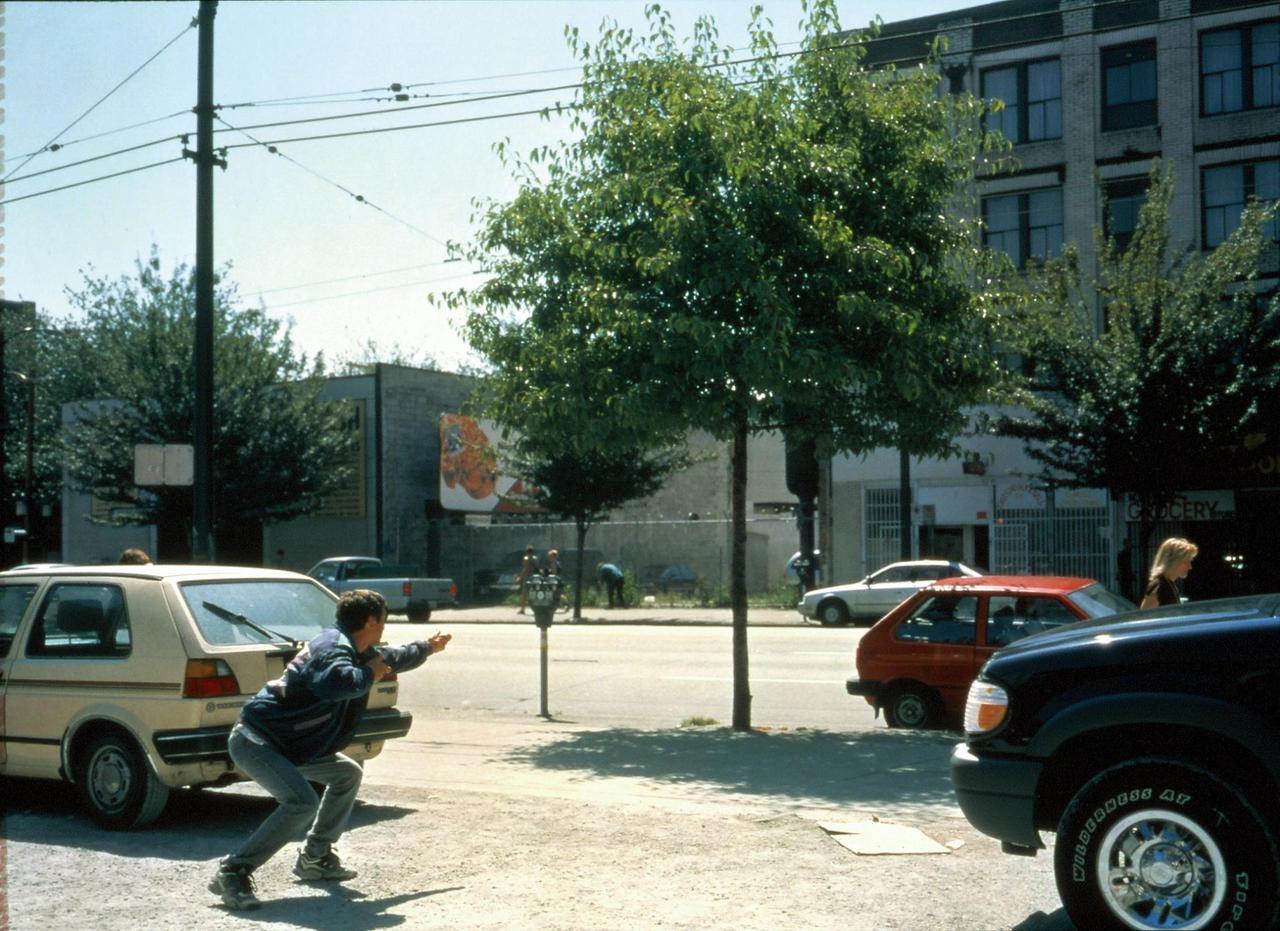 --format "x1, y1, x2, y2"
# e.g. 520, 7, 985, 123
992, 501, 1111, 582
863, 487, 902, 577
991, 521, 1030, 574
